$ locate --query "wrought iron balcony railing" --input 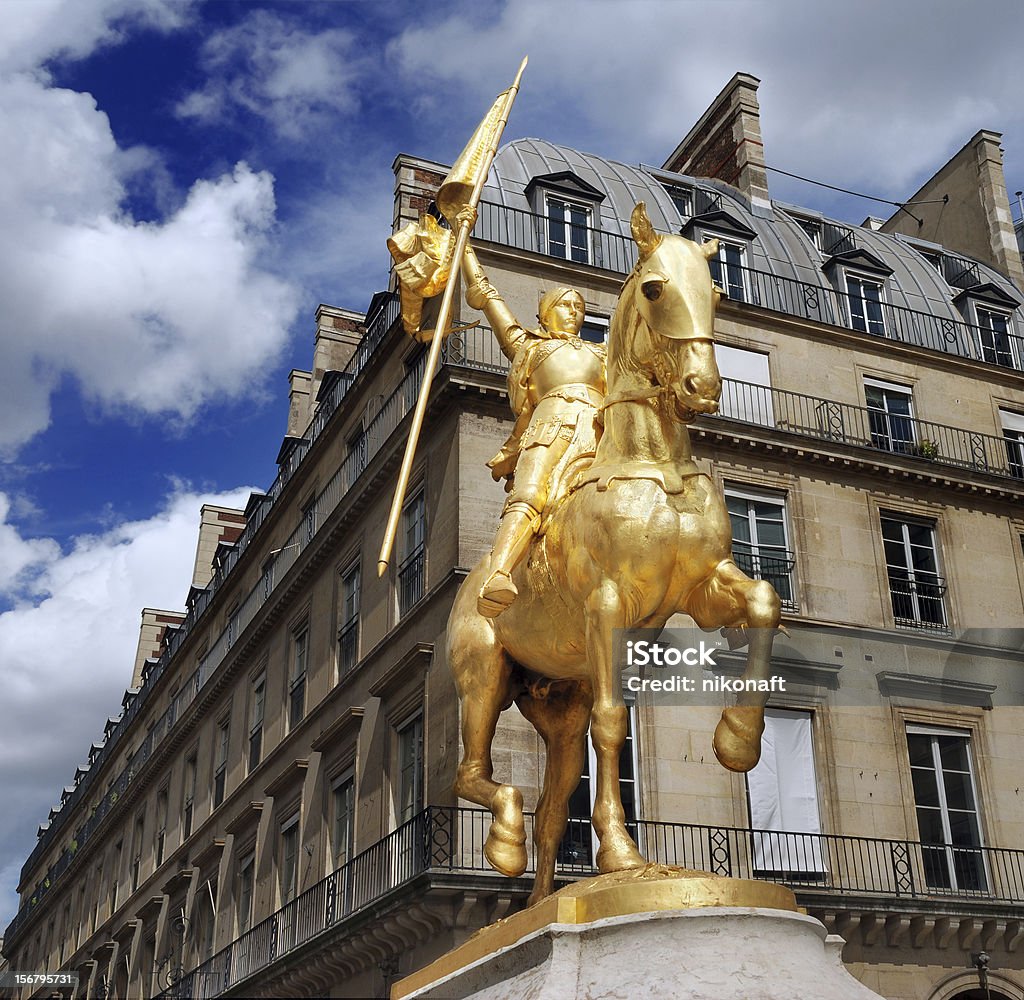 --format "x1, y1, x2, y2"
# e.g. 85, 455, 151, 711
472, 199, 1024, 371
154, 806, 1024, 999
